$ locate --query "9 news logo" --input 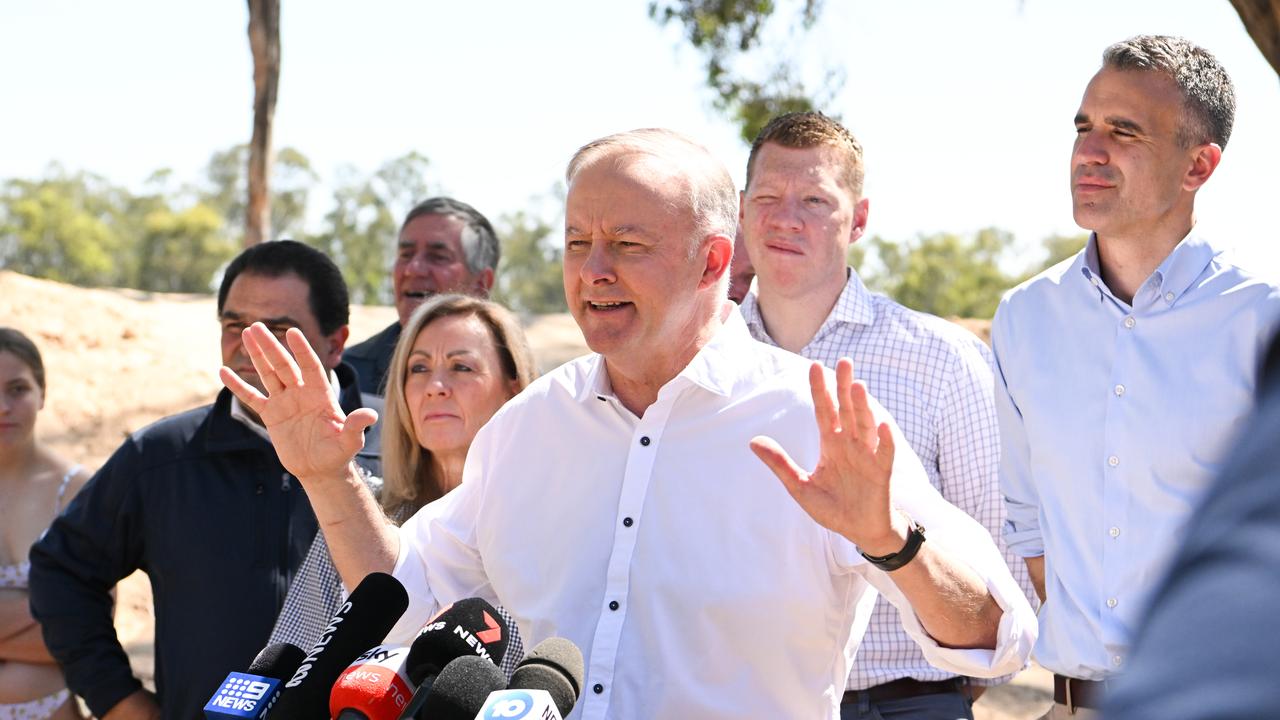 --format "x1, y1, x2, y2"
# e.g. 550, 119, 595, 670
483, 691, 539, 719
203, 673, 279, 718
